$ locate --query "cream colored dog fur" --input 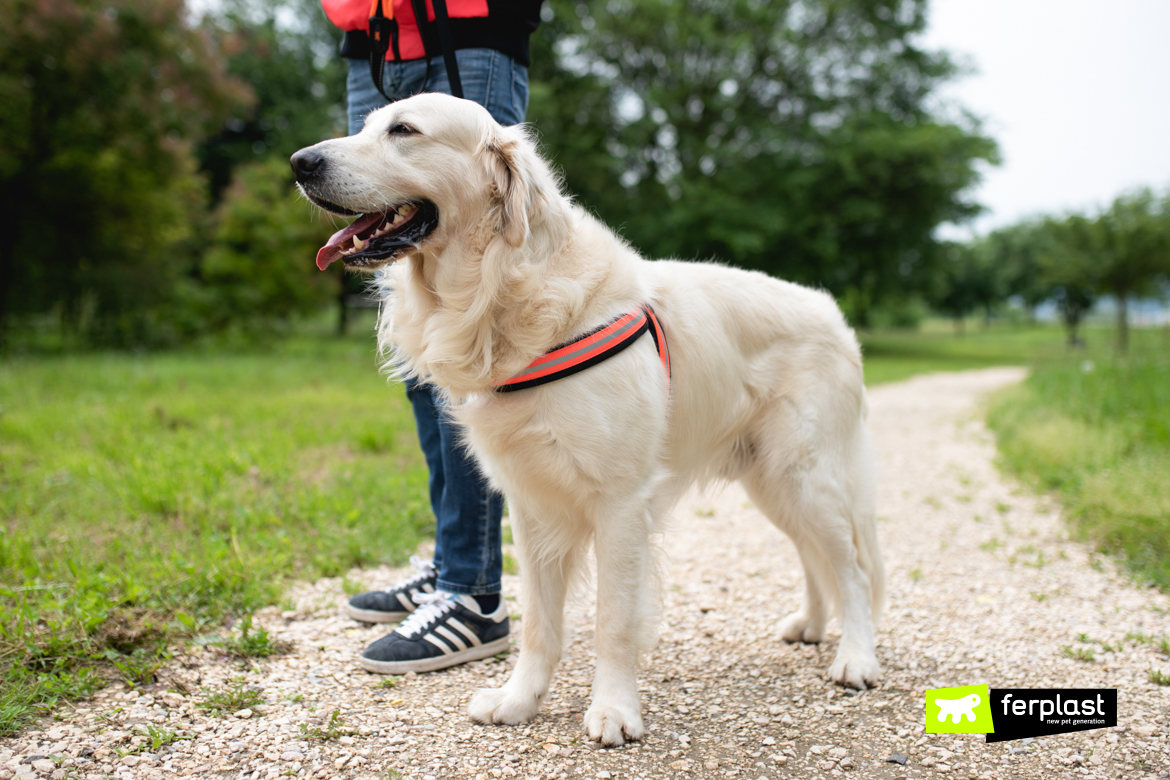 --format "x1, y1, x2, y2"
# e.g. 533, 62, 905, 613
294, 93, 884, 746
